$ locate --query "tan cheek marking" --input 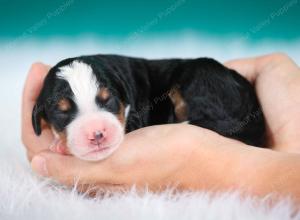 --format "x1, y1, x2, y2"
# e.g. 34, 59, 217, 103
51, 126, 70, 155
117, 103, 126, 127
168, 87, 188, 122
41, 118, 50, 130
57, 98, 71, 112
98, 87, 110, 101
